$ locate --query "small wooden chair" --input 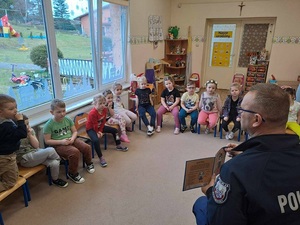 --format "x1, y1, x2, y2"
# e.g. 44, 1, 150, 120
0, 176, 29, 225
